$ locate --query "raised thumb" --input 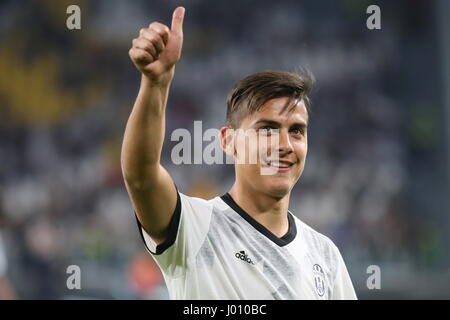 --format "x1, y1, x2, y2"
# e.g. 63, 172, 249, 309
171, 6, 185, 35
